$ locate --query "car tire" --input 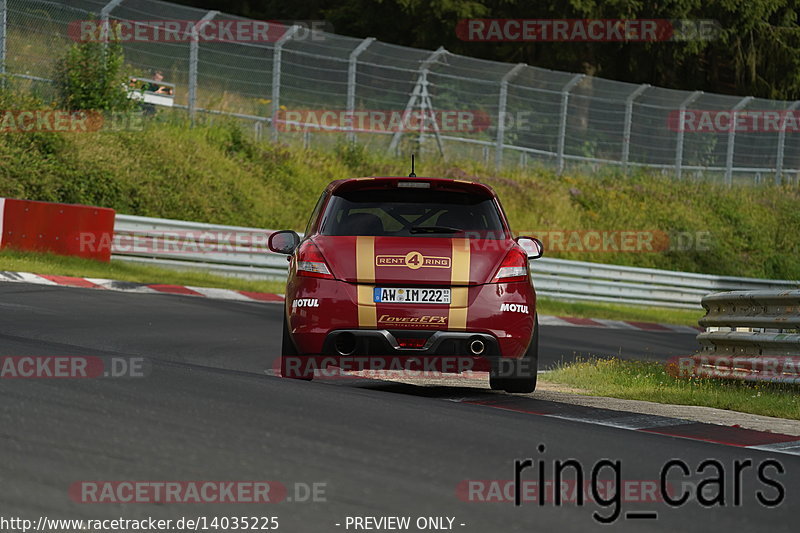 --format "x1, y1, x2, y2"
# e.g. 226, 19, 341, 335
489, 314, 538, 393
280, 313, 314, 381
